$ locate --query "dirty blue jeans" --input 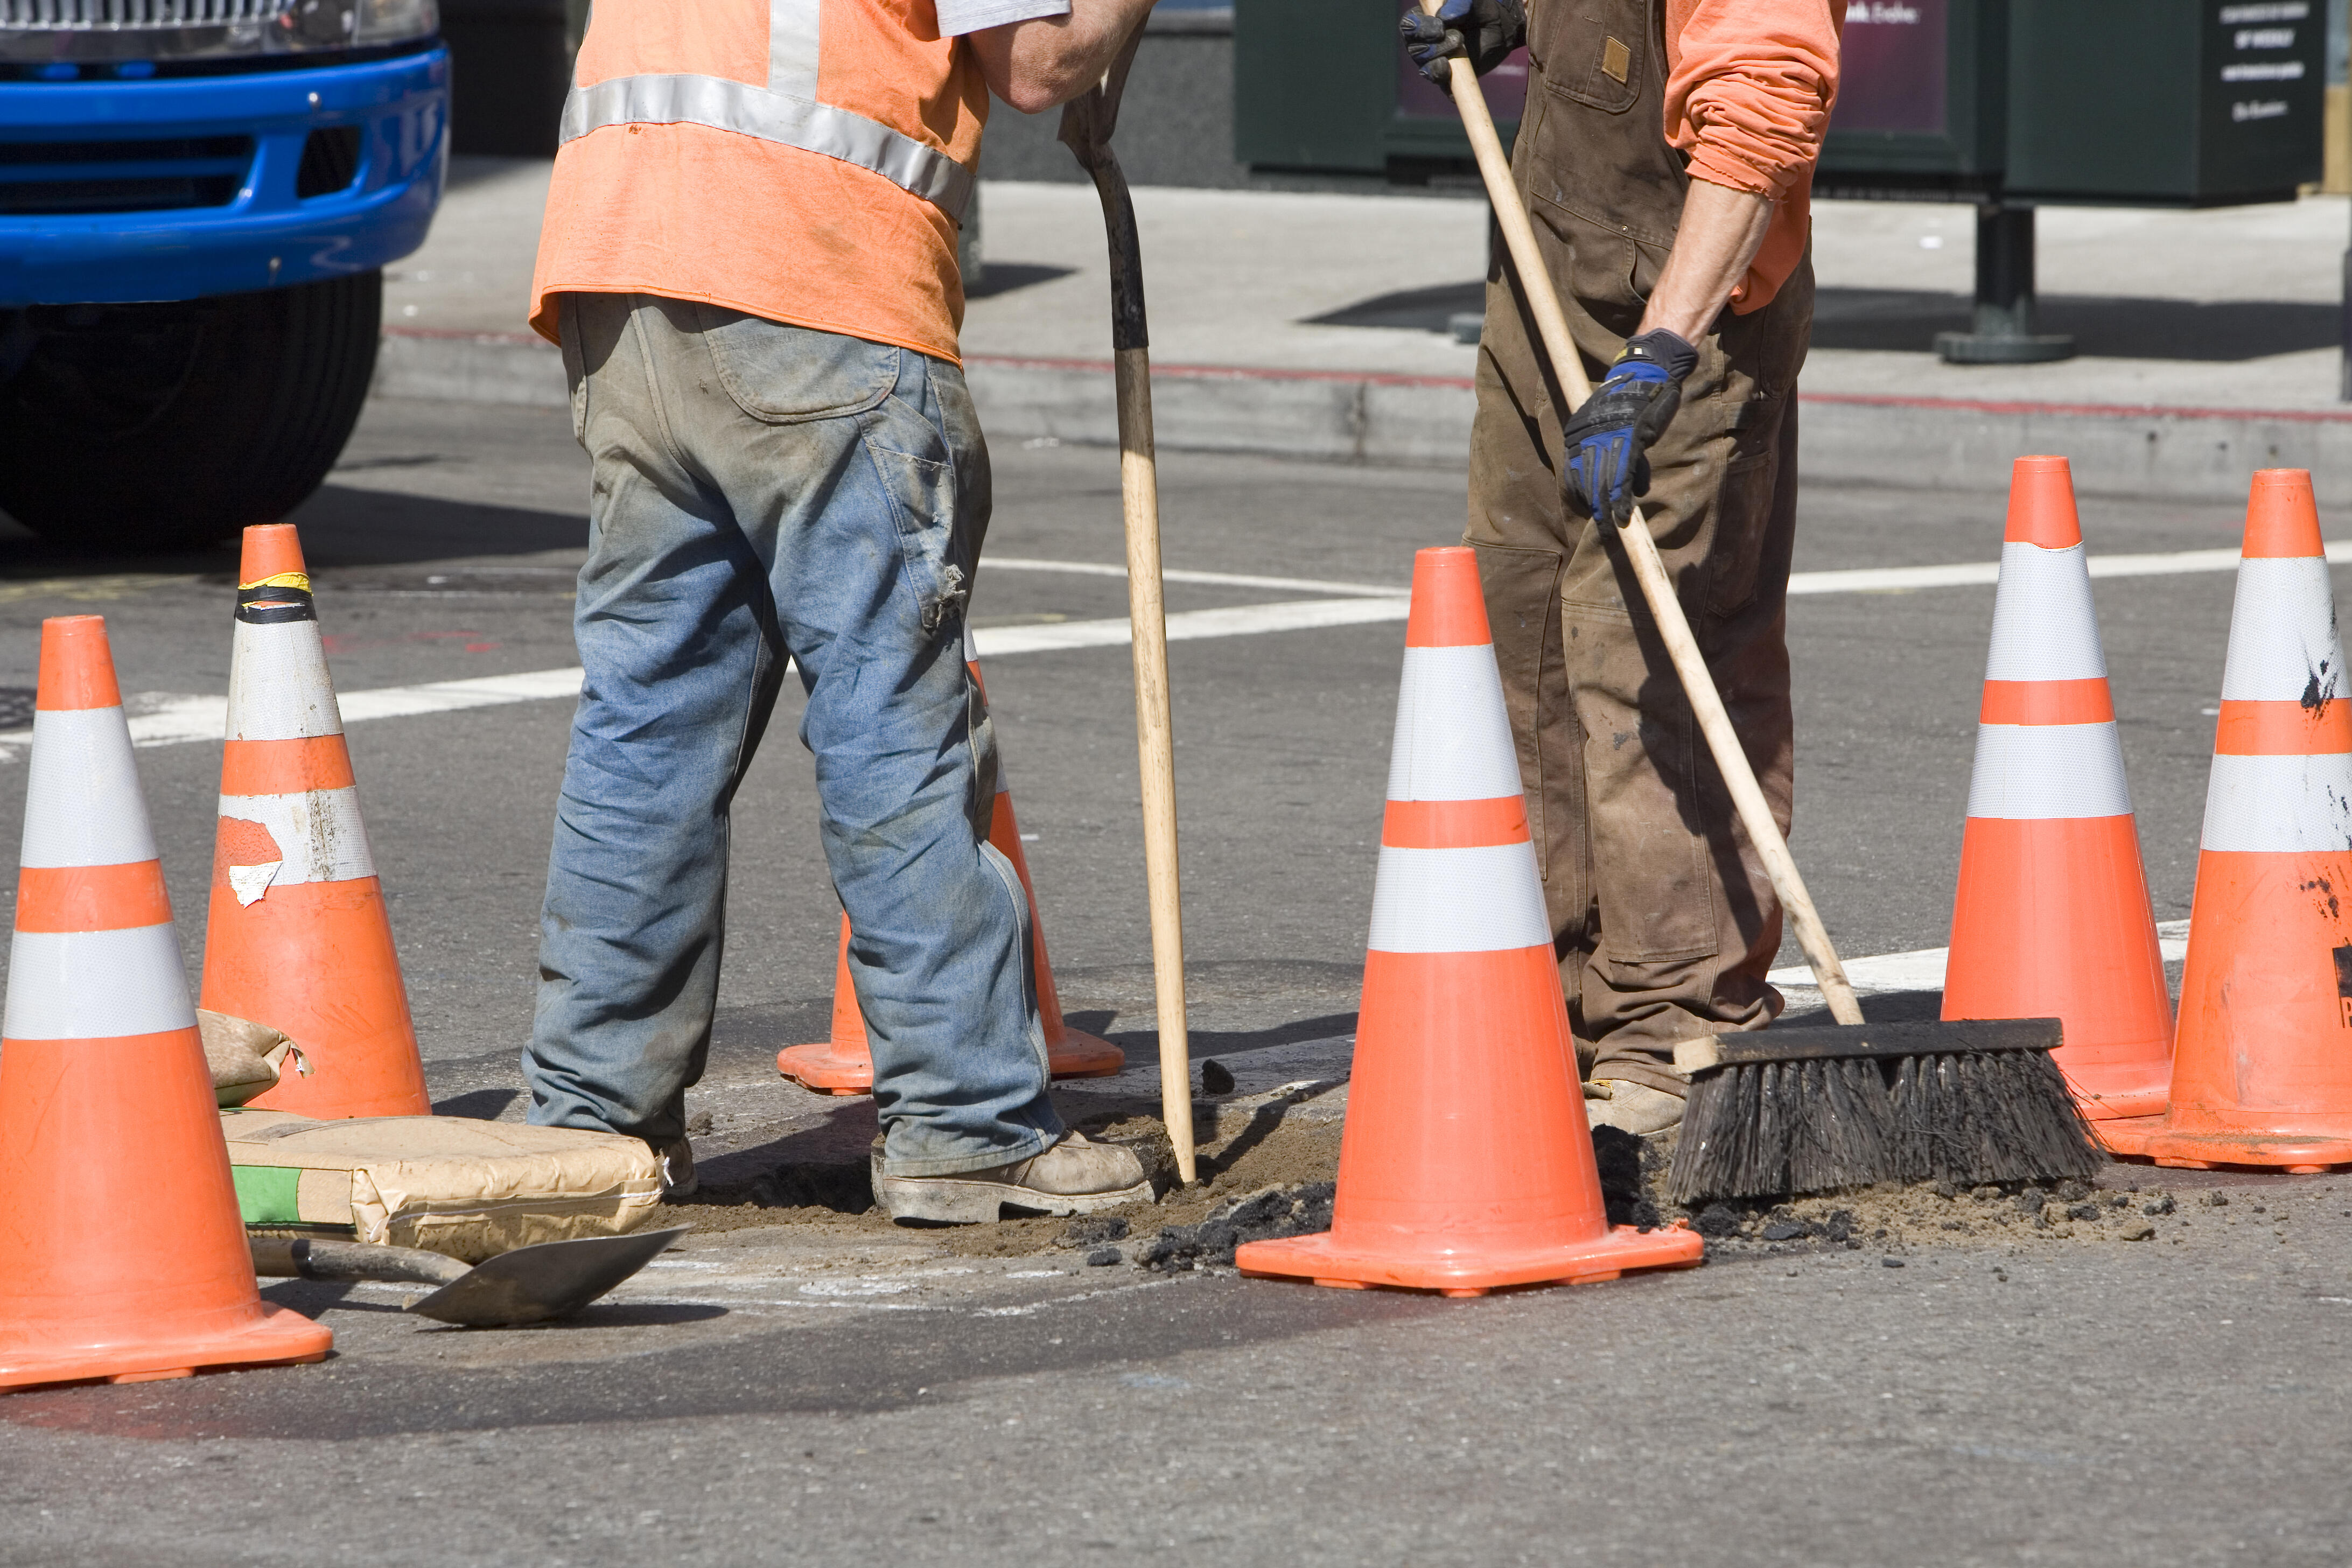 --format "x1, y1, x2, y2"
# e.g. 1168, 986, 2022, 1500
524, 291, 1062, 1178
